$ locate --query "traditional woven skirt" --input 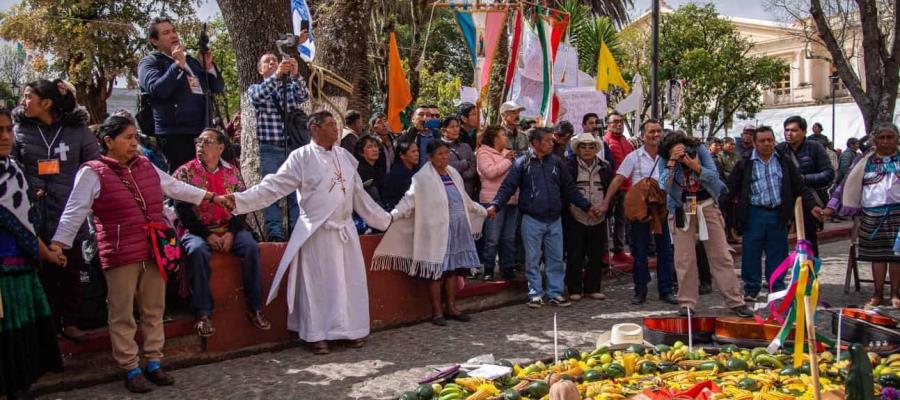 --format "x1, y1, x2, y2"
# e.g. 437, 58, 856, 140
0, 270, 63, 396
857, 205, 900, 262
